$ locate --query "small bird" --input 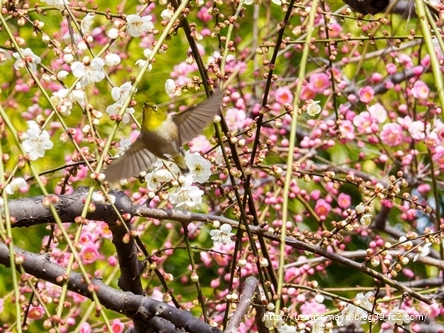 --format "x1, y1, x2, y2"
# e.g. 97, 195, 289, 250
103, 90, 223, 183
